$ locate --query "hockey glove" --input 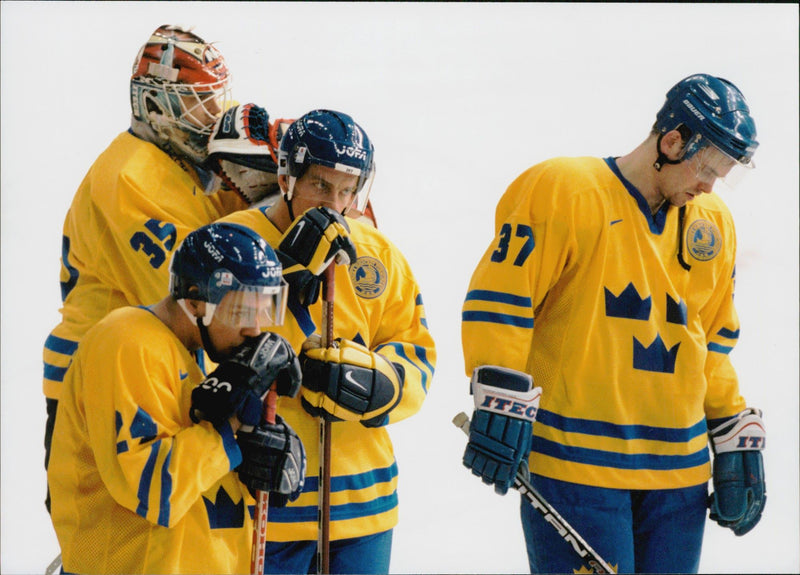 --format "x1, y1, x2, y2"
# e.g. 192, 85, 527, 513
299, 336, 404, 427
463, 366, 541, 495
190, 332, 302, 427
236, 414, 306, 506
205, 103, 280, 205
708, 408, 767, 536
276, 207, 357, 306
